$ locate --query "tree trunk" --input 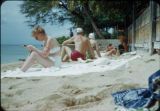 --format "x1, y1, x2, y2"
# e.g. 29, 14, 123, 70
61, 0, 104, 39
83, 3, 104, 39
